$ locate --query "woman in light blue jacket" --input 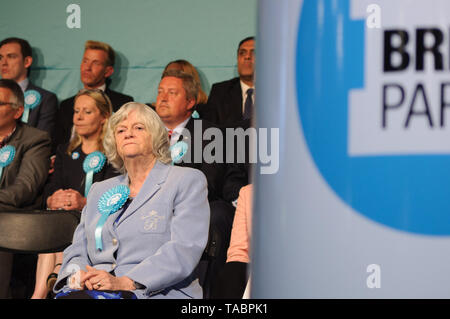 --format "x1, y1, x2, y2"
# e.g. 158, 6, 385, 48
54, 102, 210, 299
